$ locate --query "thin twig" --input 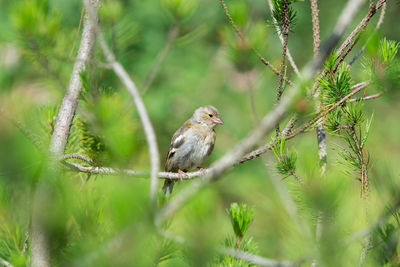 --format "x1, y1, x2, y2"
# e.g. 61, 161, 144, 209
336, 0, 386, 58
349, 92, 383, 102
288, 82, 369, 139
69, 8, 85, 58
267, 0, 301, 77
312, 0, 386, 95
141, 24, 179, 94
62, 153, 96, 165
219, 0, 293, 86
349, 2, 387, 65
83, 0, 160, 211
